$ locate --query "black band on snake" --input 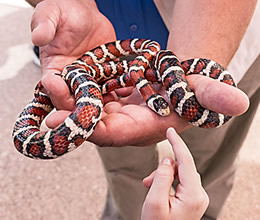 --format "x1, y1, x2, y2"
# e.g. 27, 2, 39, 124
12, 39, 236, 159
